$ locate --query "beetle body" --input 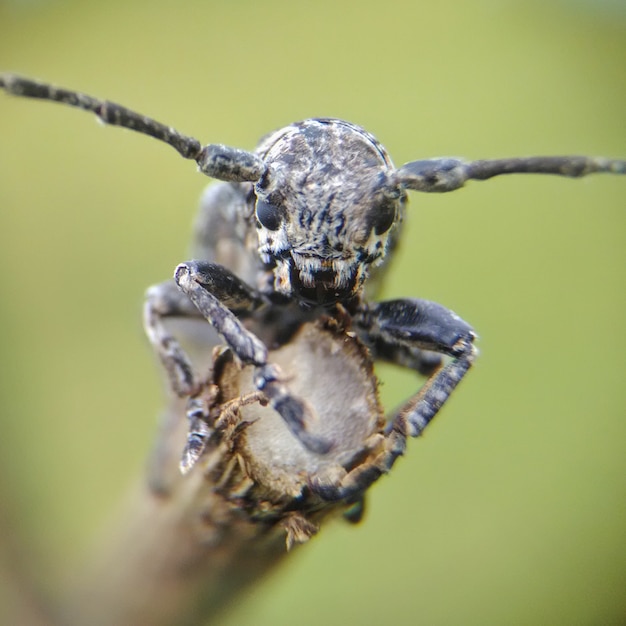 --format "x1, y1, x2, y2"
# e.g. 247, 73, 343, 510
2, 74, 624, 500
